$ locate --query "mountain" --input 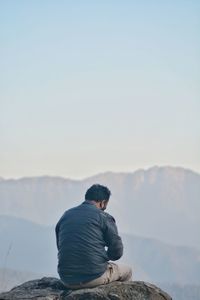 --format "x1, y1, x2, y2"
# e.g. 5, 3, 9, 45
158, 283, 200, 300
0, 268, 43, 292
0, 166, 199, 248
0, 216, 56, 276
0, 215, 200, 288
122, 234, 200, 284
